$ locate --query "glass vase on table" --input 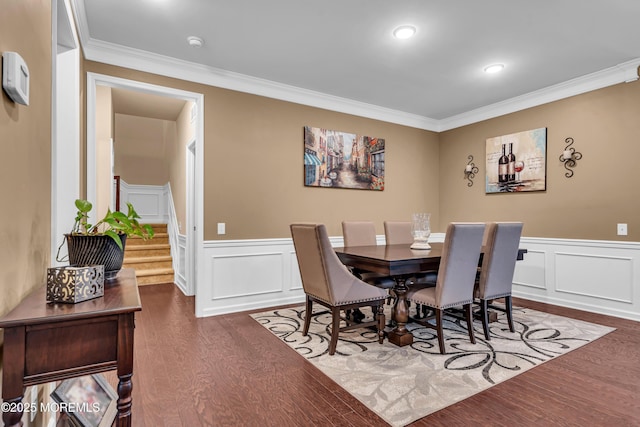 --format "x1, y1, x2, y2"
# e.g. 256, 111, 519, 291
410, 213, 431, 250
